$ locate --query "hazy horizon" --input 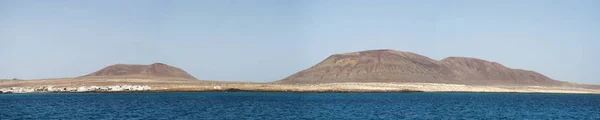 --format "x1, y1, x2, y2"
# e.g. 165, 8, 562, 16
1, 0, 599, 84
